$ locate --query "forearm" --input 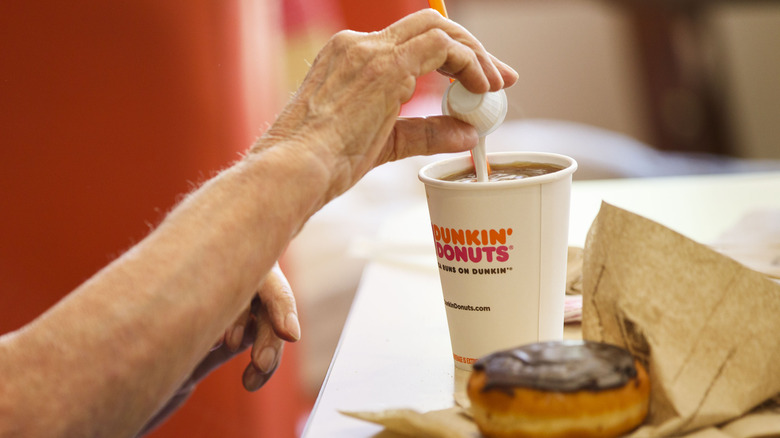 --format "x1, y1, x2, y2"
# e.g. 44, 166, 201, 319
0, 143, 328, 437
